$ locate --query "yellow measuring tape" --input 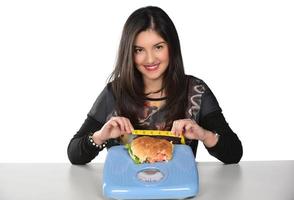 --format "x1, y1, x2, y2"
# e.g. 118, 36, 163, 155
131, 130, 185, 144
